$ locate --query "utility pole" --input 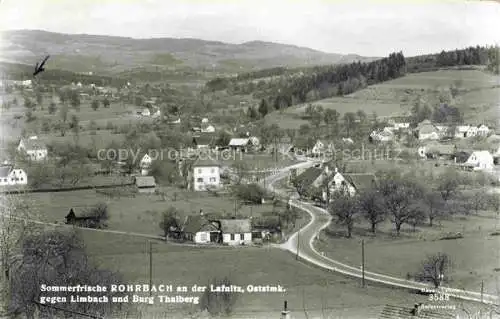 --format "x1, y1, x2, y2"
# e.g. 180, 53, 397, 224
149, 241, 153, 297
481, 280, 484, 303
296, 231, 300, 260
281, 300, 290, 319
361, 239, 365, 288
